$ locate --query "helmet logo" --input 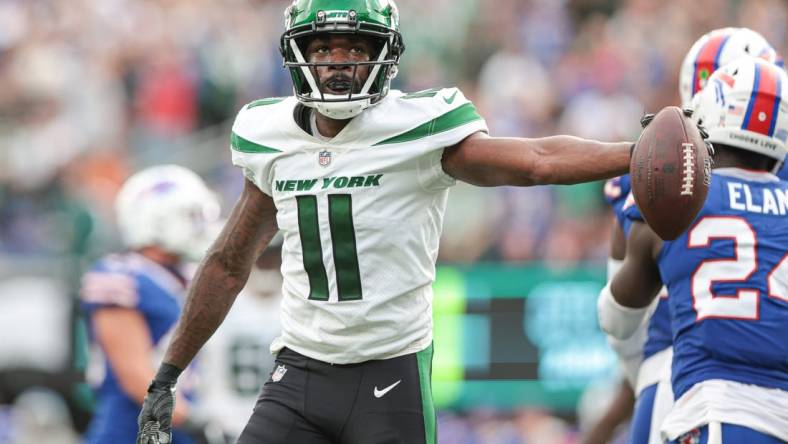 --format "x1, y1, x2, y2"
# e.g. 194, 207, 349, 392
150, 180, 177, 194
698, 68, 711, 87
321, 10, 352, 22
319, 150, 333, 167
